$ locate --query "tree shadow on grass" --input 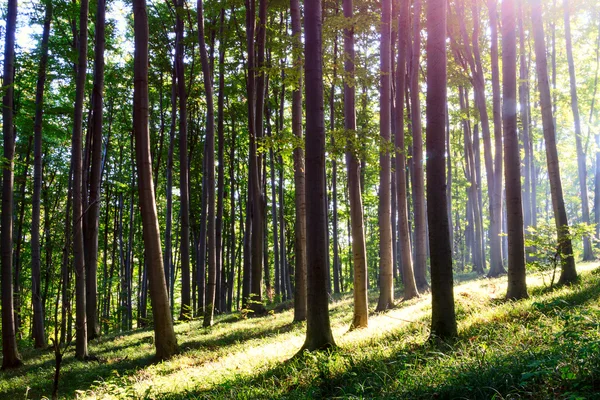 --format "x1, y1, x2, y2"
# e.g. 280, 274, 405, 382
172, 274, 600, 400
